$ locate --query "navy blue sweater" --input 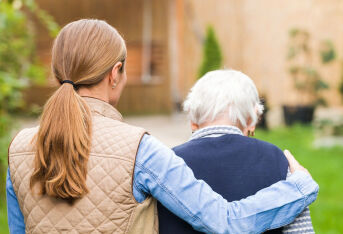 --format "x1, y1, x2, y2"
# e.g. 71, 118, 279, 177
157, 134, 288, 233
